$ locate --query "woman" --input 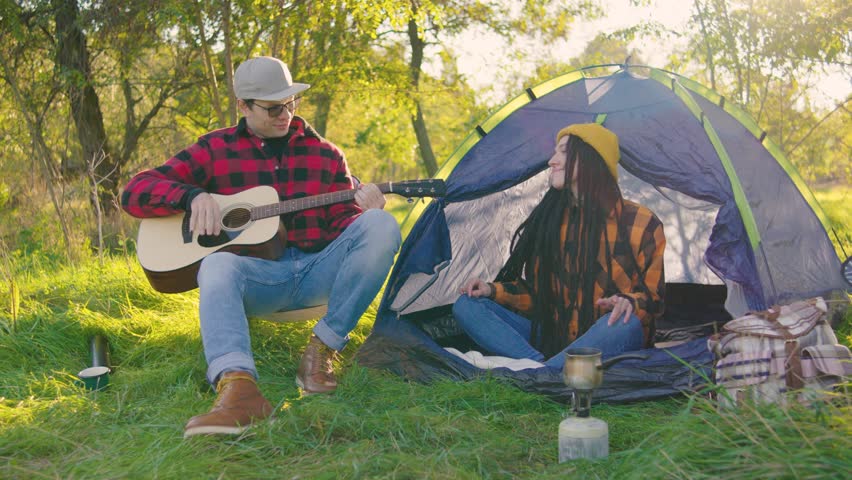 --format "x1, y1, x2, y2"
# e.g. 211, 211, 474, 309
452, 123, 666, 369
